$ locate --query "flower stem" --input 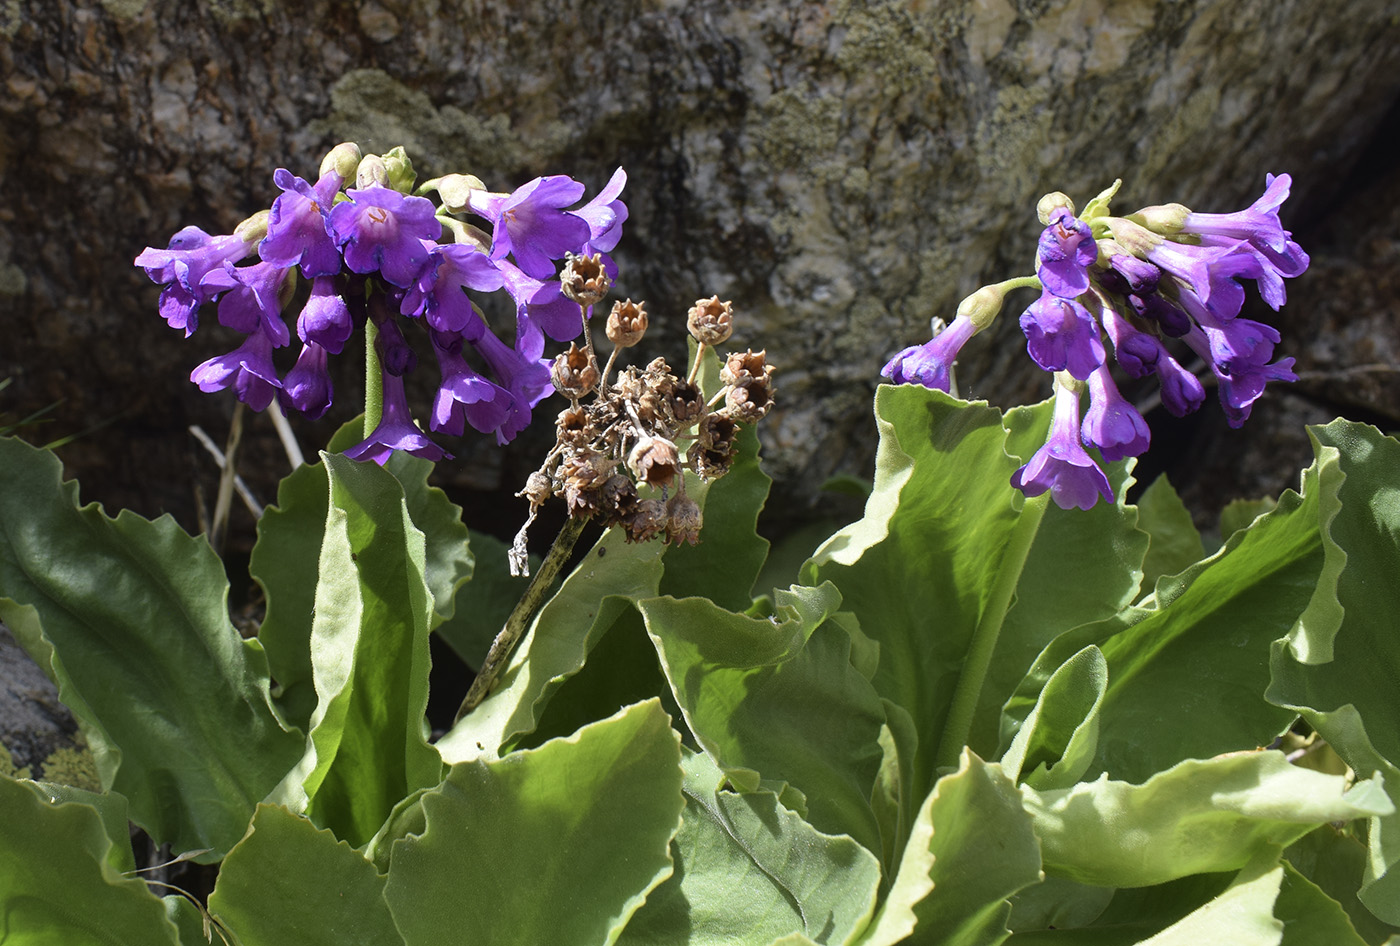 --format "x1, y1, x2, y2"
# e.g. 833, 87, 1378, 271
454, 514, 591, 720
932, 491, 1050, 772
364, 317, 383, 436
